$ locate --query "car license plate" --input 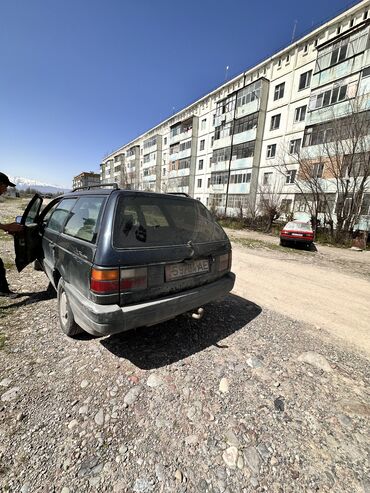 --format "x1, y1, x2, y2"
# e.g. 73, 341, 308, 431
165, 259, 209, 281
292, 233, 303, 236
